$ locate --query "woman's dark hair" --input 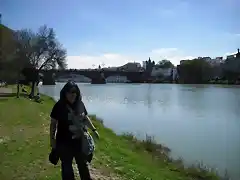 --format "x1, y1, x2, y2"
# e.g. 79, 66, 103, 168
59, 81, 82, 110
